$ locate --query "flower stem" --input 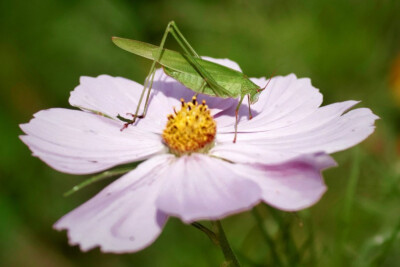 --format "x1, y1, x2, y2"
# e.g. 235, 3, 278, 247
339, 147, 361, 261
251, 209, 283, 266
191, 222, 219, 245
63, 166, 134, 196
212, 220, 241, 267
266, 205, 299, 265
